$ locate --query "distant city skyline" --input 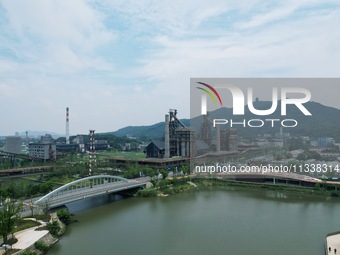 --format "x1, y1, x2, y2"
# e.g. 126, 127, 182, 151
1, 1, 340, 136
